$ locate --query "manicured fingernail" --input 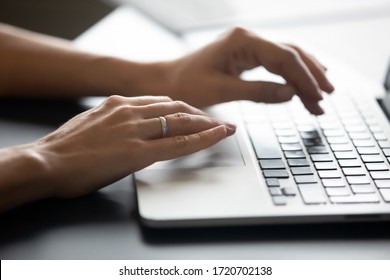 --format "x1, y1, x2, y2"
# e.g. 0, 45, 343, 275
314, 105, 325, 115
225, 123, 237, 133
326, 80, 335, 93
